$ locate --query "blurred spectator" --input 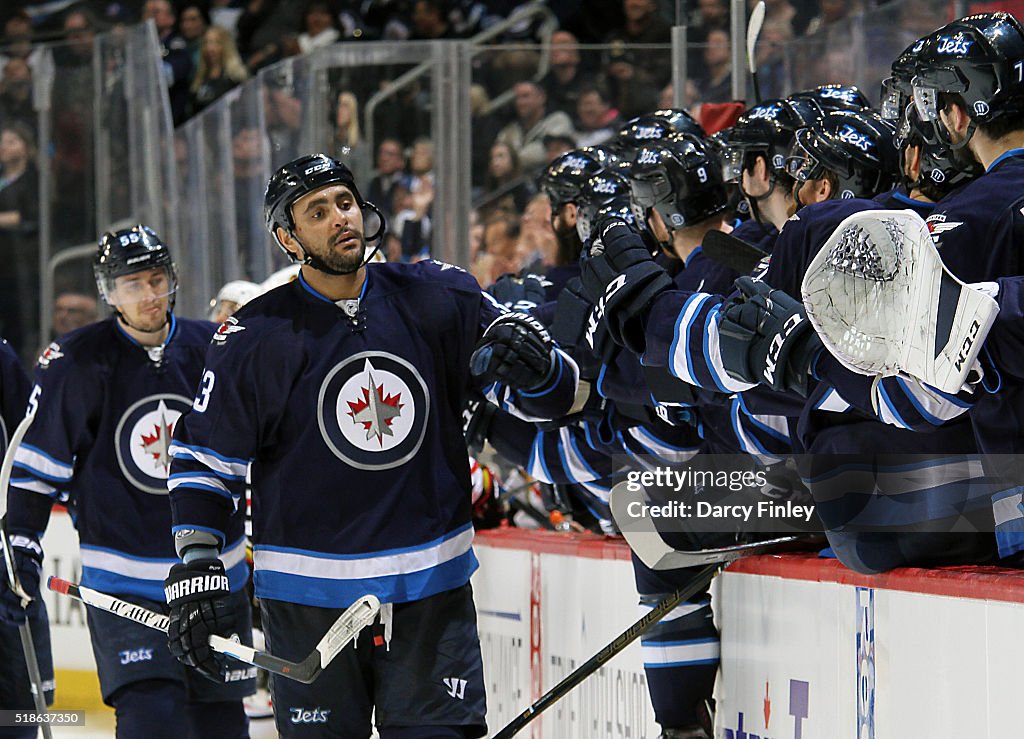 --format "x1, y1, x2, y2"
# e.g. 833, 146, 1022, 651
237, 0, 305, 71
371, 77, 431, 150
410, 0, 458, 40
231, 123, 268, 278
208, 280, 260, 323
0, 57, 34, 130
52, 9, 97, 246
179, 3, 211, 71
297, 0, 341, 53
603, 0, 671, 117
470, 83, 502, 192
210, 0, 245, 37
367, 137, 405, 224
695, 28, 733, 103
333, 90, 362, 151
0, 122, 39, 361
804, 0, 852, 36
540, 30, 590, 121
496, 79, 574, 173
143, 0, 193, 125
478, 213, 521, 286
542, 132, 576, 164
189, 26, 250, 116
575, 81, 621, 147
51, 292, 98, 338
516, 192, 556, 275
484, 141, 535, 214
756, 20, 793, 101
0, 11, 41, 71
763, 0, 798, 37
262, 80, 303, 164
389, 137, 434, 261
